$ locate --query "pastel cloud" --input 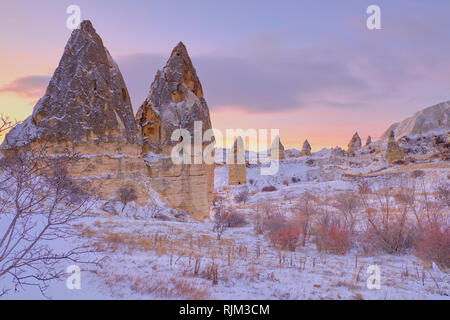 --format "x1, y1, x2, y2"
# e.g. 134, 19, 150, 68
0, 75, 49, 98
